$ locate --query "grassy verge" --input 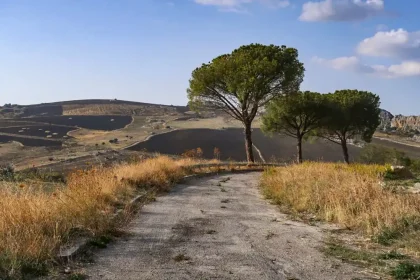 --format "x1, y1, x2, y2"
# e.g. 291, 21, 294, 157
1, 156, 264, 278
260, 162, 420, 278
